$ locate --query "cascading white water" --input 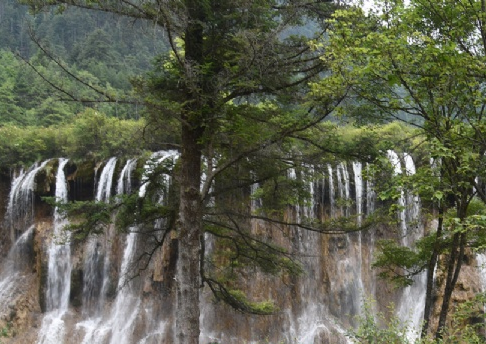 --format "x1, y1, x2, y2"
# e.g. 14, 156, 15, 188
365, 163, 377, 299
352, 162, 365, 317
38, 158, 71, 344
328, 164, 335, 218
387, 151, 426, 340
289, 167, 326, 343
397, 153, 426, 341
117, 158, 137, 196
0, 161, 50, 327
0, 225, 35, 318
329, 162, 365, 327
366, 163, 375, 215
6, 160, 50, 242
110, 152, 178, 343
387, 151, 407, 238
353, 162, 363, 226
82, 157, 118, 316
290, 163, 356, 344
477, 253, 486, 314
0, 151, 436, 344
336, 163, 345, 216
139, 150, 179, 198
96, 157, 117, 202
75, 158, 134, 343
76, 152, 177, 344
